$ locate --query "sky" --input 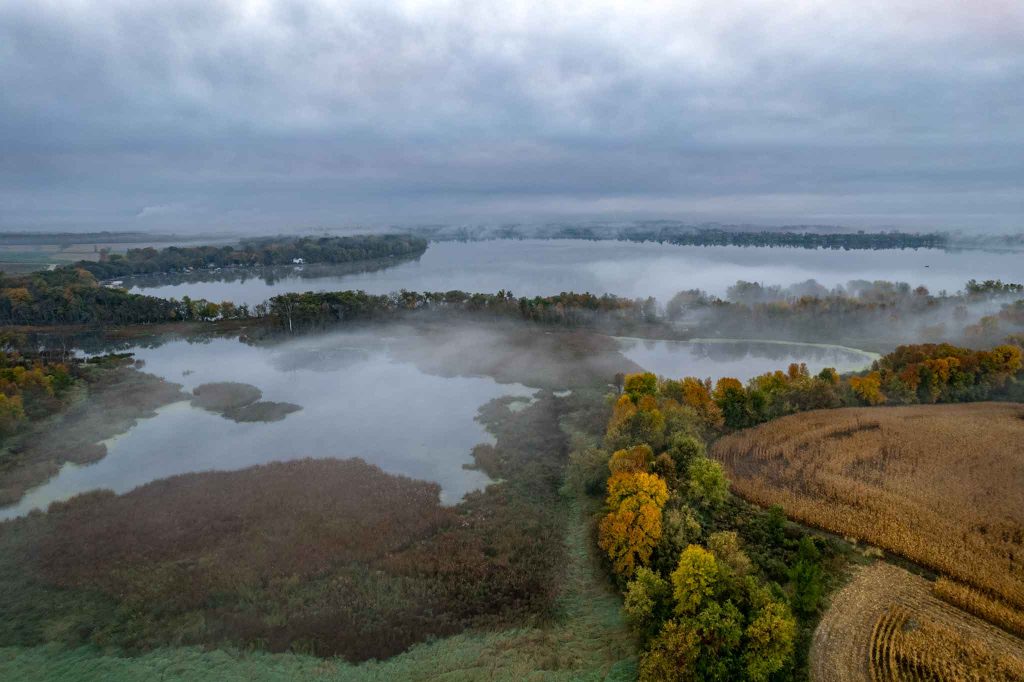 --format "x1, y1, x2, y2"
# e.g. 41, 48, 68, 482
2, 0, 1023, 234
